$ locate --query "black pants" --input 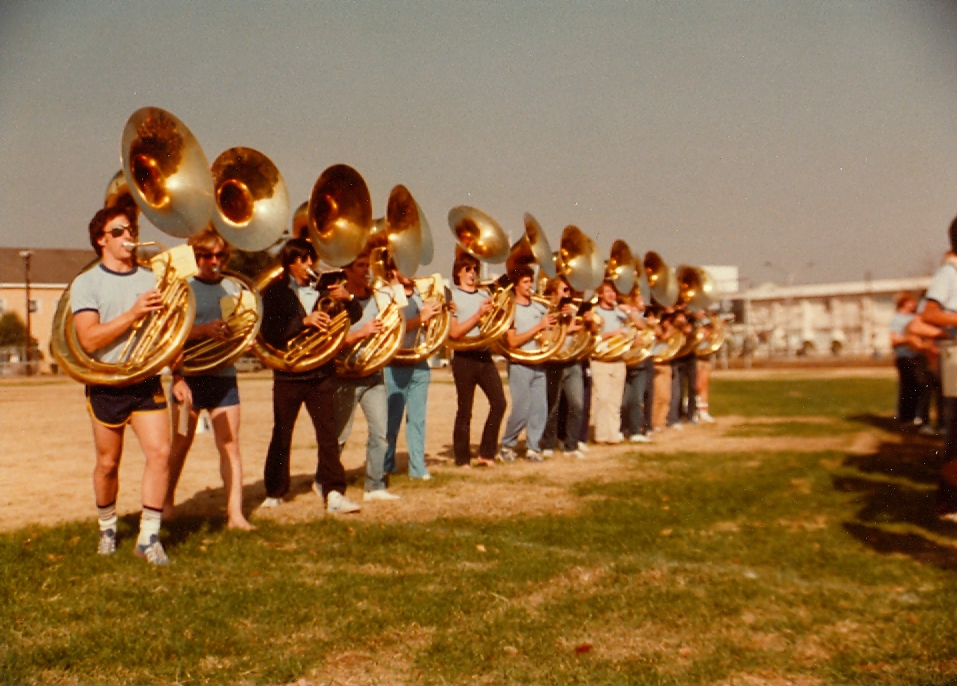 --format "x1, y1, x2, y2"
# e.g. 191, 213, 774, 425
895, 356, 933, 425
264, 374, 345, 498
668, 354, 698, 424
452, 352, 506, 464
621, 359, 654, 437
